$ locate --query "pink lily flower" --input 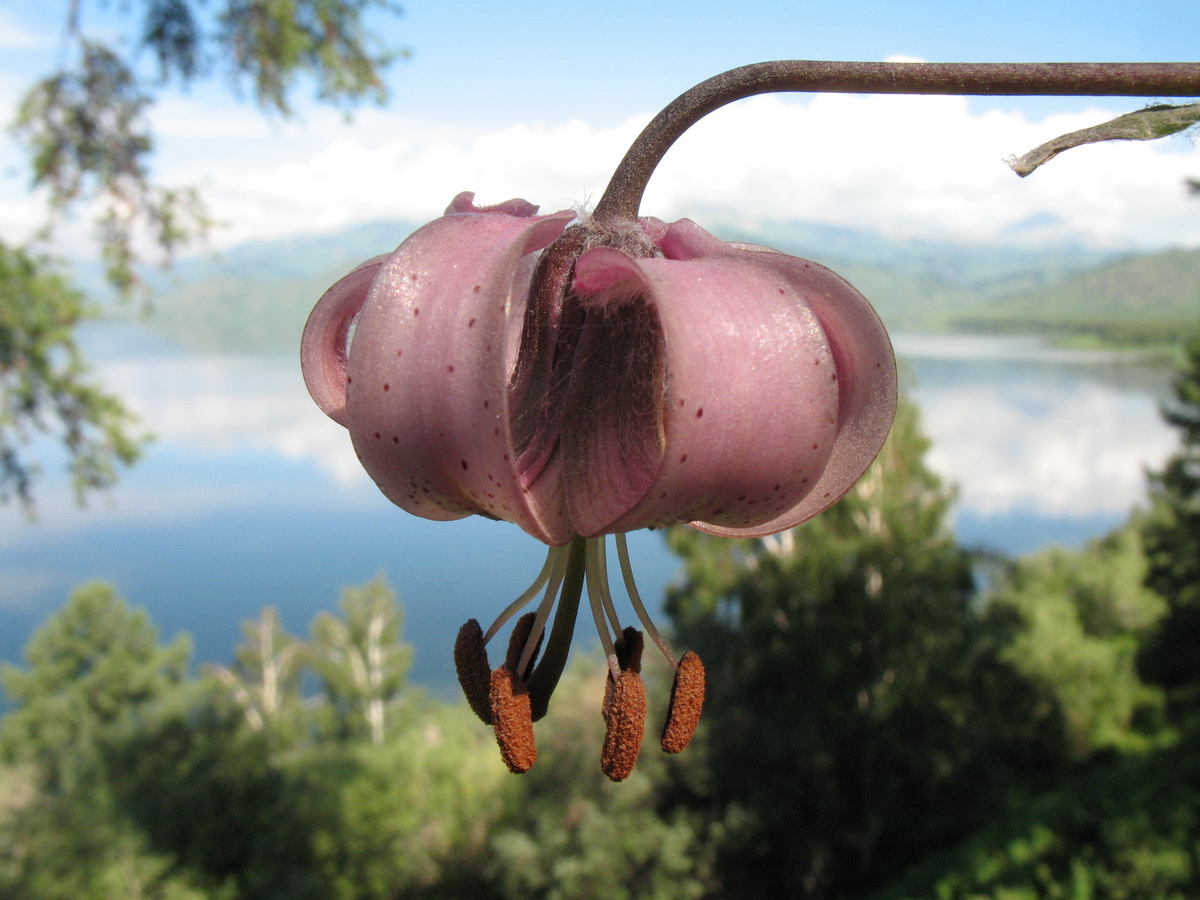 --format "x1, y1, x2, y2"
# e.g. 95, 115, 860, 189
302, 192, 897, 779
